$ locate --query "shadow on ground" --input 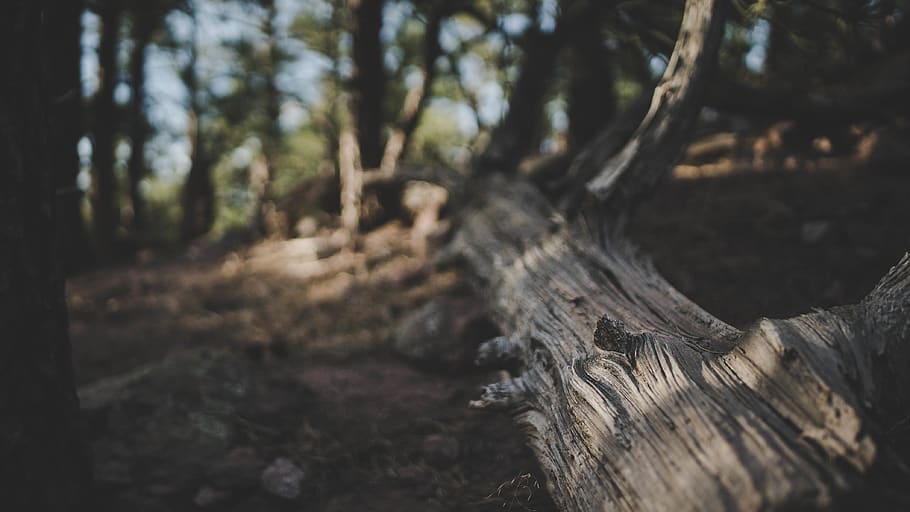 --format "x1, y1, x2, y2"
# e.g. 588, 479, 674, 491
69, 163, 908, 511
